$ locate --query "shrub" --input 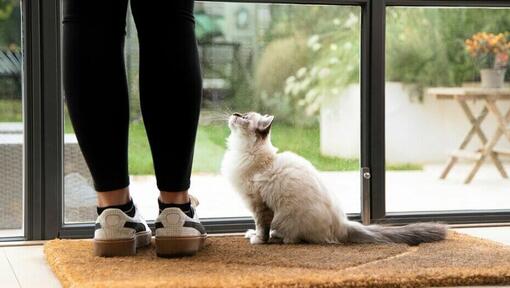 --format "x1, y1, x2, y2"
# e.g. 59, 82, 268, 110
253, 36, 309, 125
253, 6, 361, 126
255, 36, 308, 98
